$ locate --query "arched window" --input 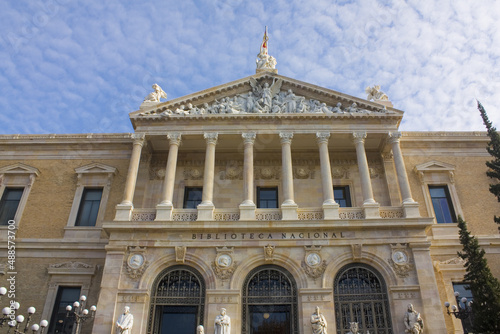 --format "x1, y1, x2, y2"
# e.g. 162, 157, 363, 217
242, 265, 298, 334
334, 264, 393, 334
148, 266, 205, 334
